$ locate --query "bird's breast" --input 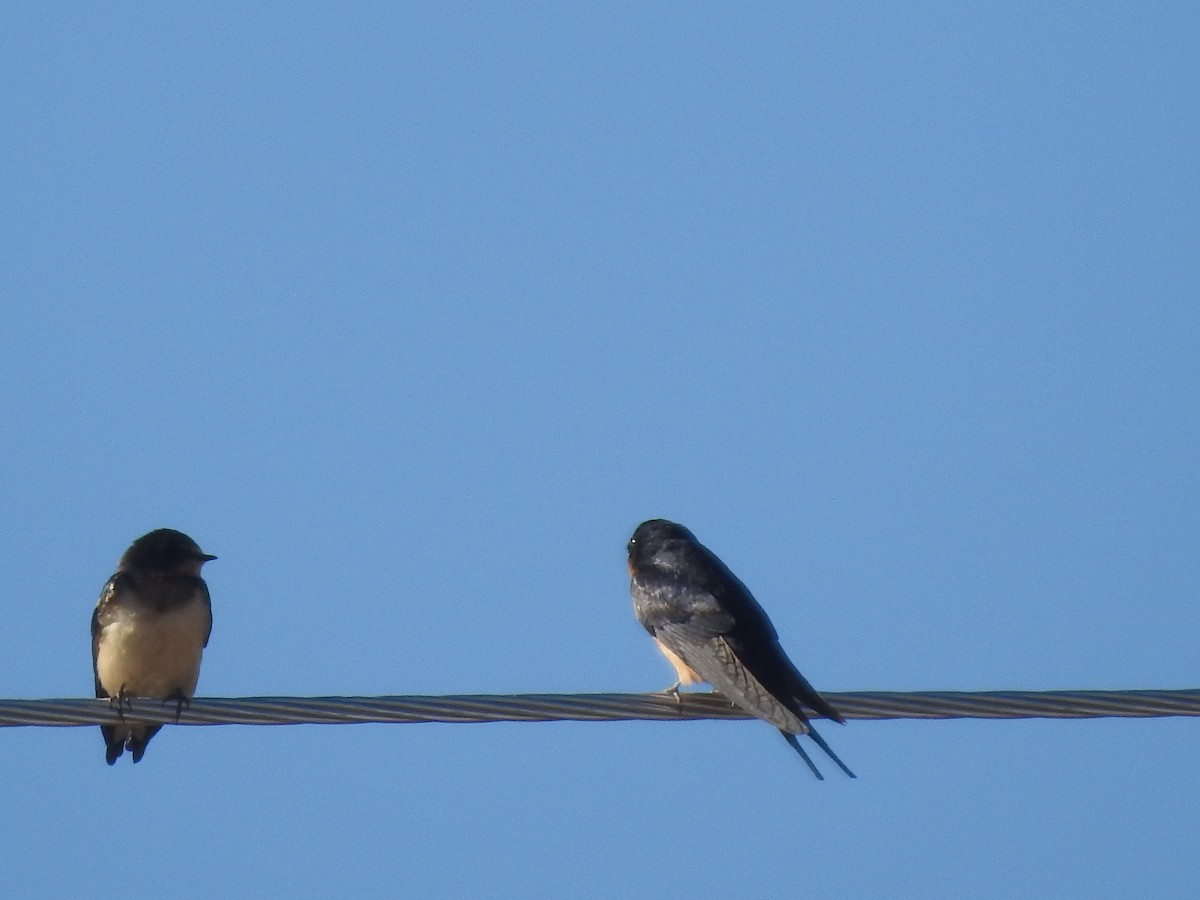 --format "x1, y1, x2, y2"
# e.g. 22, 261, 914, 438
95, 594, 209, 699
